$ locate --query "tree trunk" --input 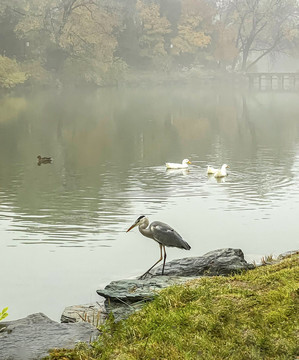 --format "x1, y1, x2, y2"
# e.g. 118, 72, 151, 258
241, 48, 249, 71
